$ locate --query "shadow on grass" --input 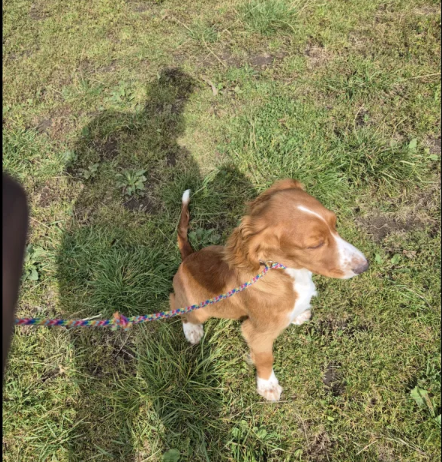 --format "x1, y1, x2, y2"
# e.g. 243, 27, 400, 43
57, 68, 256, 461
